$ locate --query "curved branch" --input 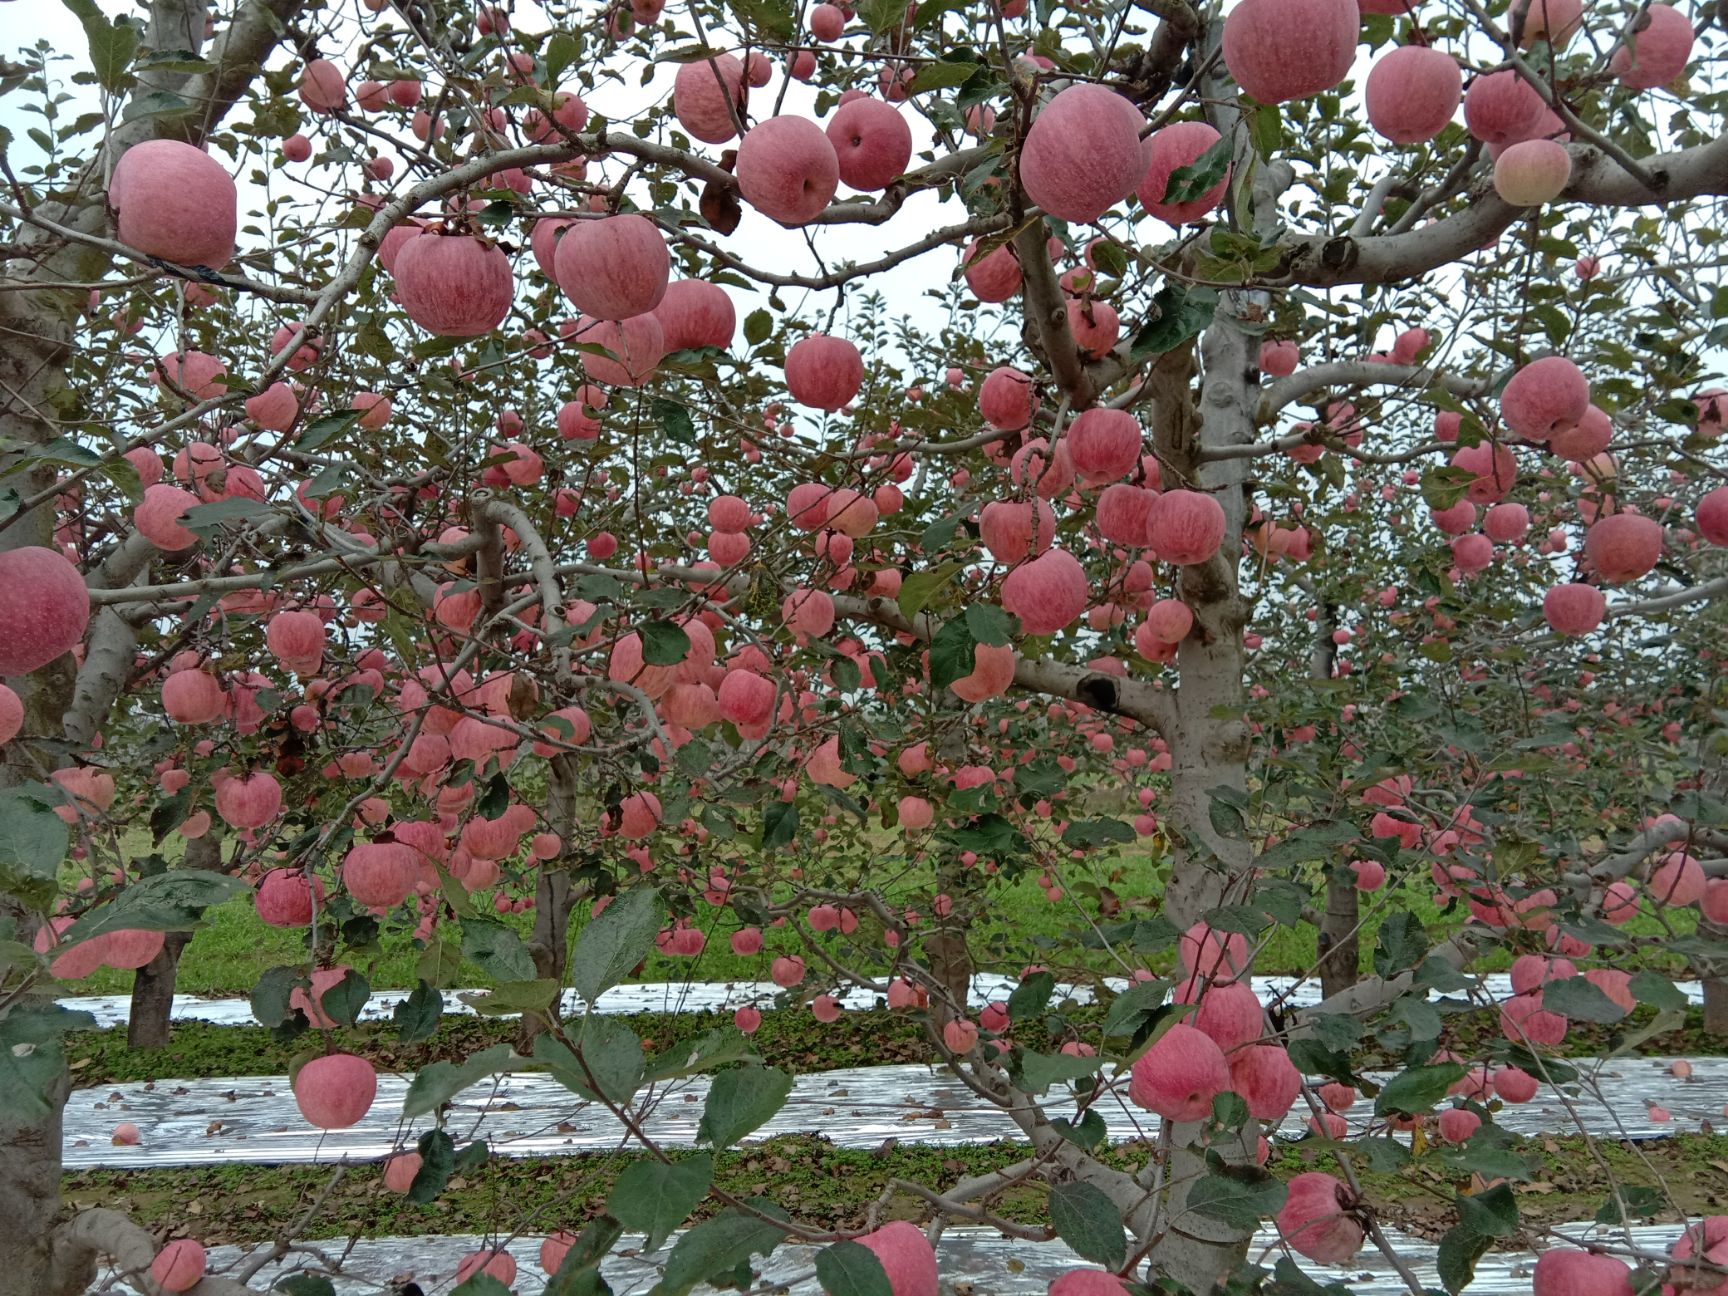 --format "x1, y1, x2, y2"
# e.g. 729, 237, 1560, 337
1294, 926, 1491, 1033
827, 591, 1174, 734
1255, 360, 1495, 423
51, 1207, 256, 1296
1610, 574, 1728, 618
85, 533, 486, 607
1277, 131, 1728, 289
1015, 221, 1096, 407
